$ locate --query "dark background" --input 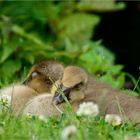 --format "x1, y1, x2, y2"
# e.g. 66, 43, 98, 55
94, 1, 140, 78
